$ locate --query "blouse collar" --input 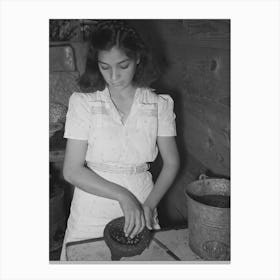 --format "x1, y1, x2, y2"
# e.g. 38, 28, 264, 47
102, 86, 140, 104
